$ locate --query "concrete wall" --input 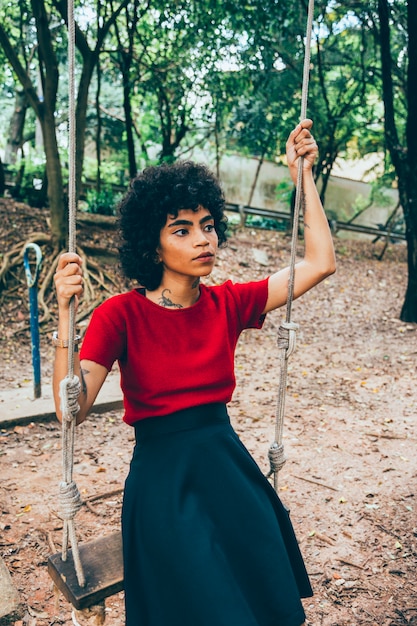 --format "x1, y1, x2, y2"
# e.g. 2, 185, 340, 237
217, 154, 399, 231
